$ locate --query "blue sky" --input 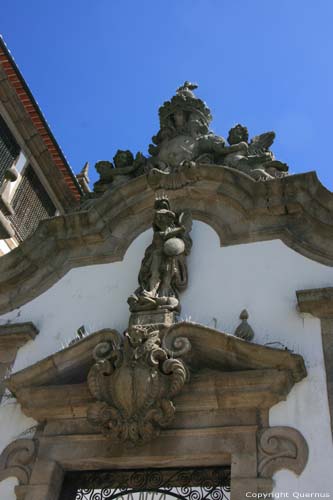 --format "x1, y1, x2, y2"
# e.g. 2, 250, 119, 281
2, 0, 333, 188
